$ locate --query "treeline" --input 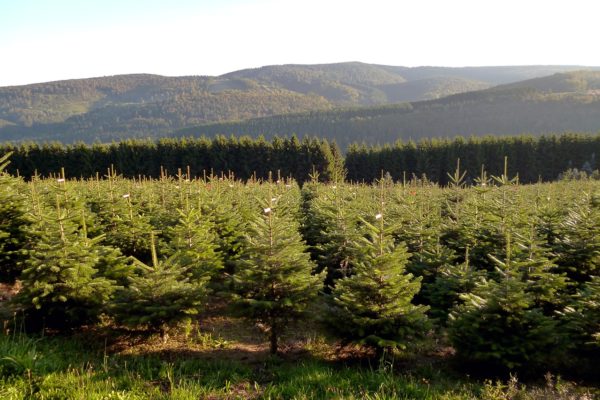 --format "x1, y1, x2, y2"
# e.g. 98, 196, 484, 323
0, 136, 343, 183
346, 133, 600, 184
2, 133, 600, 185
